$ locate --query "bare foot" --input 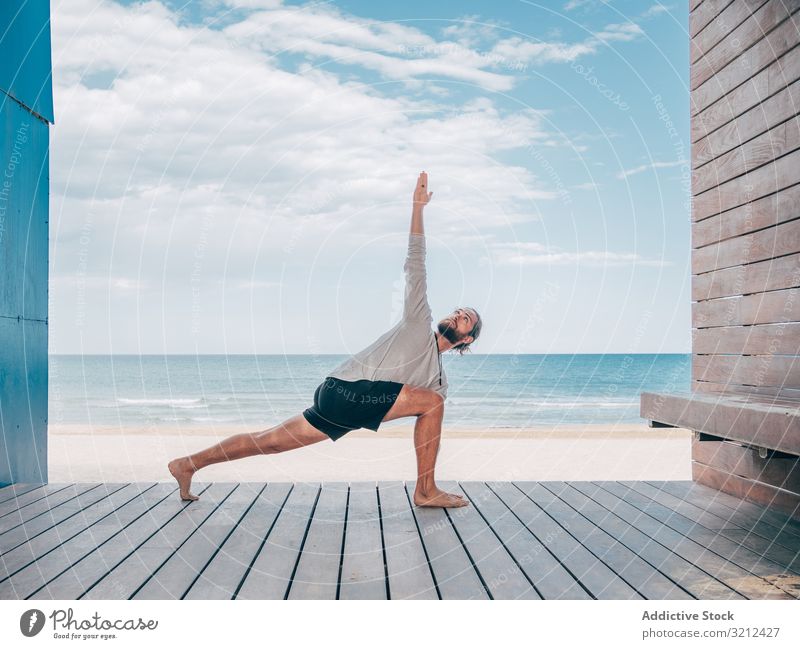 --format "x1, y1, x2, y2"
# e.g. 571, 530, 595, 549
413, 486, 469, 508
168, 458, 199, 501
